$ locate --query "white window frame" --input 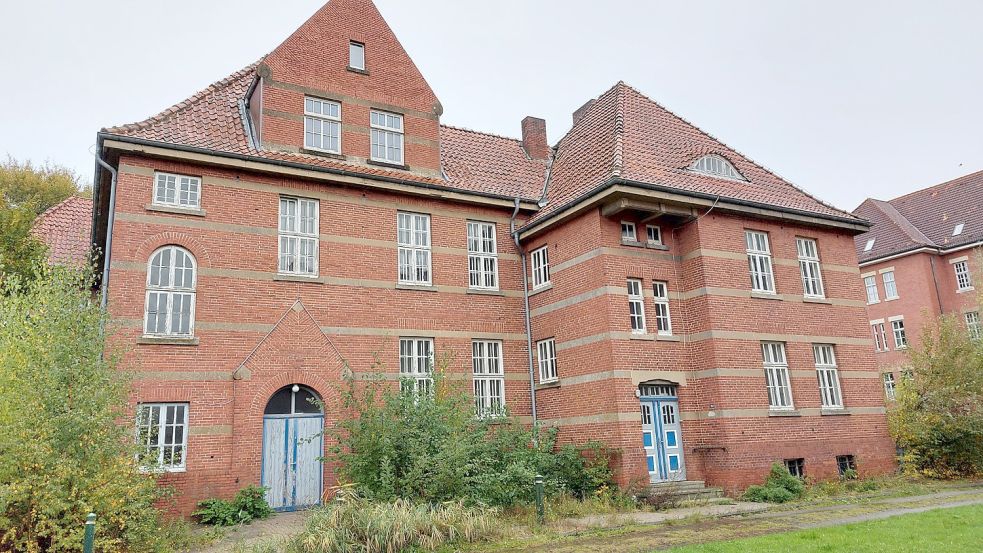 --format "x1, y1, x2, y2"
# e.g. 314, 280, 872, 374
762, 342, 794, 410
153, 172, 201, 210
370, 110, 404, 164
621, 221, 637, 242
690, 154, 745, 180
467, 221, 498, 290
746, 230, 776, 294
813, 344, 843, 409
136, 402, 189, 472
871, 321, 888, 352
349, 40, 365, 70
864, 275, 880, 304
796, 237, 824, 298
278, 197, 319, 277
530, 246, 550, 289
954, 260, 973, 291
882, 270, 899, 300
966, 311, 981, 340
472, 340, 505, 418
652, 281, 672, 336
399, 337, 433, 396
304, 97, 342, 154
882, 372, 896, 401
863, 238, 875, 252
536, 338, 558, 383
397, 212, 432, 285
891, 318, 907, 349
144, 245, 197, 337
646, 225, 663, 245
627, 278, 646, 334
